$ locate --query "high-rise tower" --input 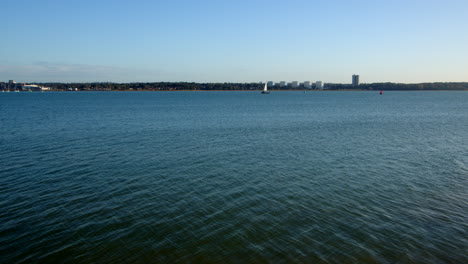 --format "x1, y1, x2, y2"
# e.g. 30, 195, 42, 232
352, 74, 359, 86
